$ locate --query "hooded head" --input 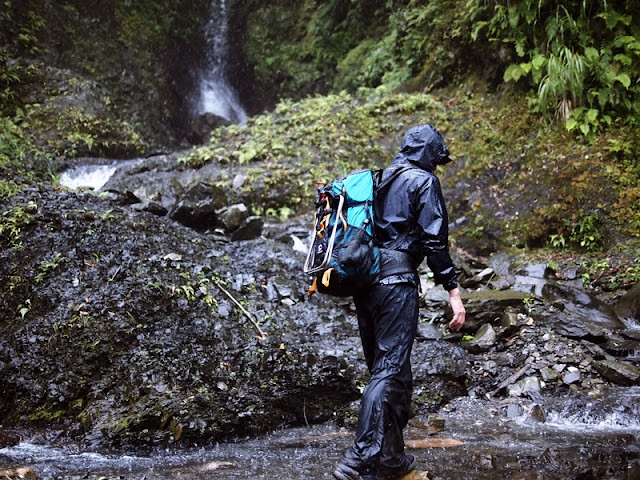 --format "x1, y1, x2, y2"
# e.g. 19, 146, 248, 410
398, 124, 452, 172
